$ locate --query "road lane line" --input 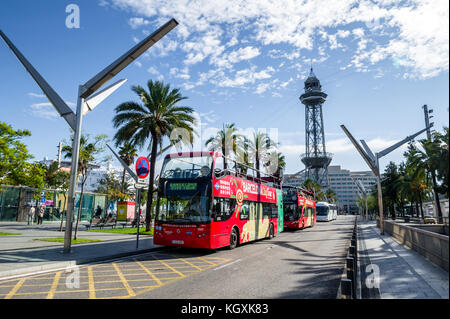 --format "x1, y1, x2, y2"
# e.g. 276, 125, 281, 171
151, 255, 185, 278
174, 256, 203, 271
88, 266, 96, 299
46, 272, 61, 299
214, 259, 242, 271
112, 263, 136, 297
135, 260, 163, 286
5, 278, 25, 299
196, 257, 217, 266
